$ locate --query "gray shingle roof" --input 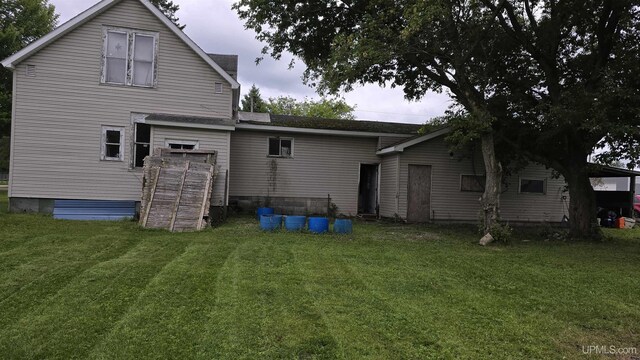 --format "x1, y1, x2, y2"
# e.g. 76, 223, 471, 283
146, 113, 235, 127
243, 114, 423, 134
207, 54, 238, 79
